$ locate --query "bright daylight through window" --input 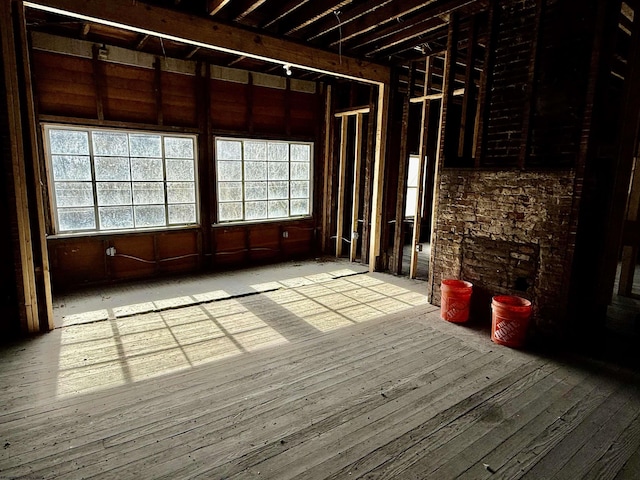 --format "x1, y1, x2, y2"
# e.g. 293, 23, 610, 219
44, 125, 198, 233
215, 138, 312, 222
